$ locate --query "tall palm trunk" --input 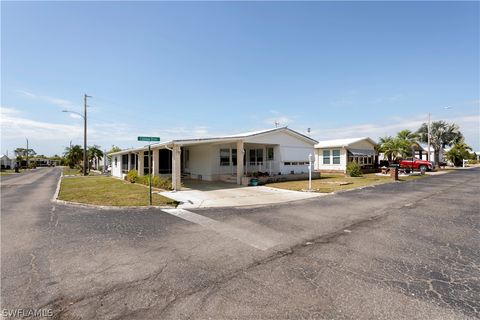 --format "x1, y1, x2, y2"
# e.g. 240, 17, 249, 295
434, 149, 440, 168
